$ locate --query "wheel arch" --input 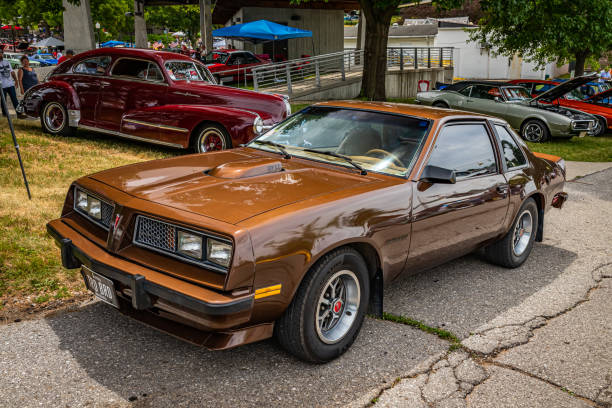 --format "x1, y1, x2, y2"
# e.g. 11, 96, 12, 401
189, 120, 233, 149
525, 192, 545, 242
298, 241, 384, 318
